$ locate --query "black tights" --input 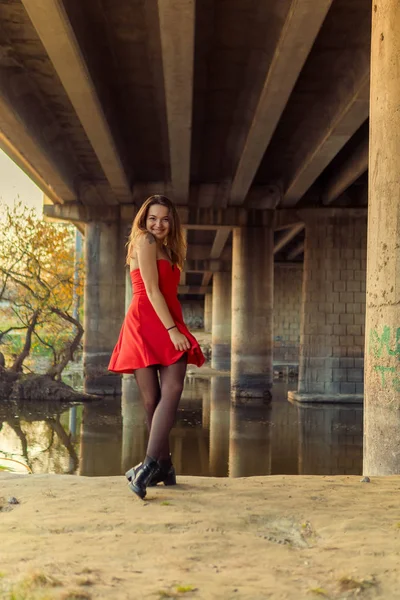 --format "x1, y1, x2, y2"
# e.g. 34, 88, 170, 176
134, 355, 187, 461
